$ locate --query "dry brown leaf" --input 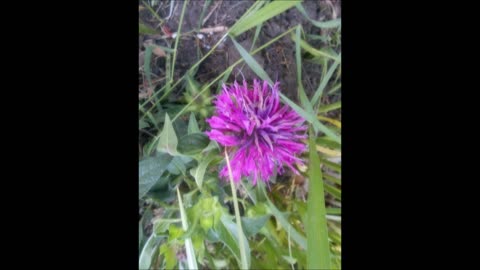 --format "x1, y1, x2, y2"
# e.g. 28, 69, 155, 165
152, 46, 166, 57
199, 26, 228, 34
